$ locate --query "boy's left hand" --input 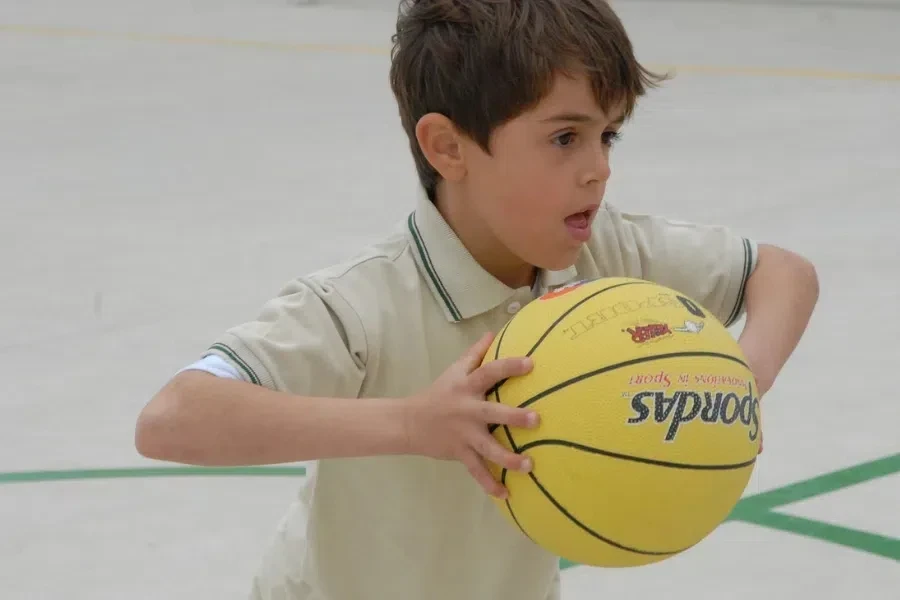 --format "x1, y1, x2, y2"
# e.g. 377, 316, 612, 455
742, 353, 769, 456
741, 344, 779, 457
